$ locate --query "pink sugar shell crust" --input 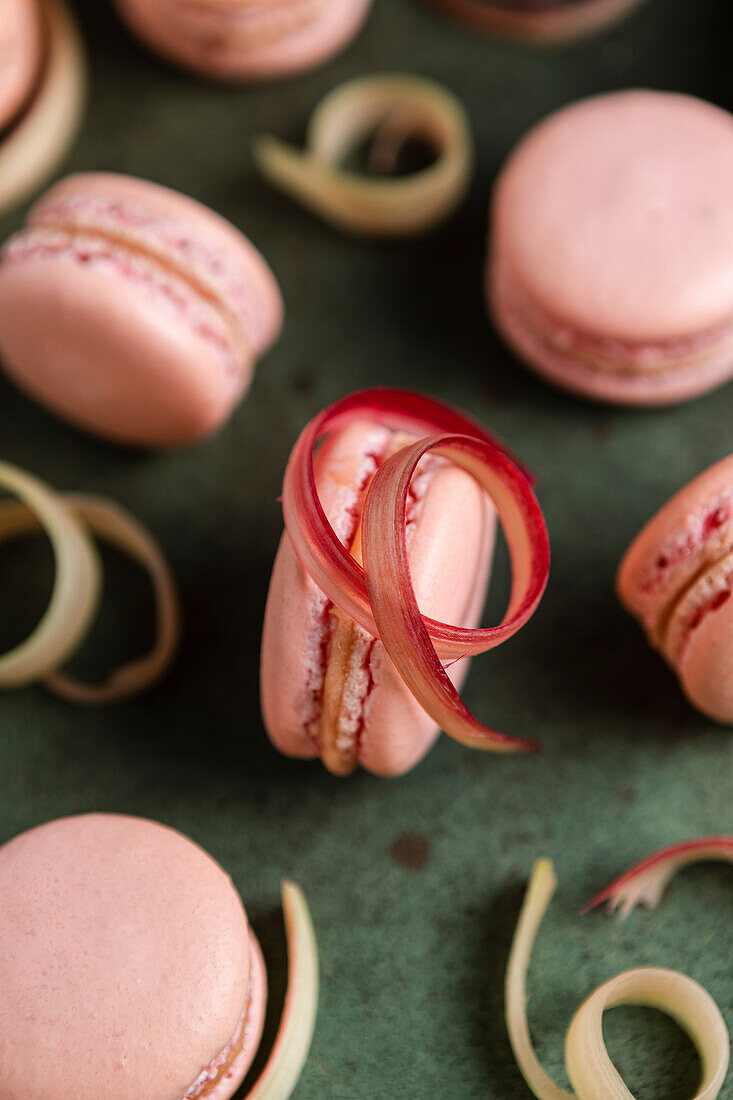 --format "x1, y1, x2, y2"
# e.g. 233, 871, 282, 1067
0, 0, 43, 132
0, 172, 283, 447
113, 0, 373, 82
489, 91, 733, 406
618, 454, 733, 725
431, 0, 645, 43
260, 418, 495, 777
0, 813, 264, 1100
